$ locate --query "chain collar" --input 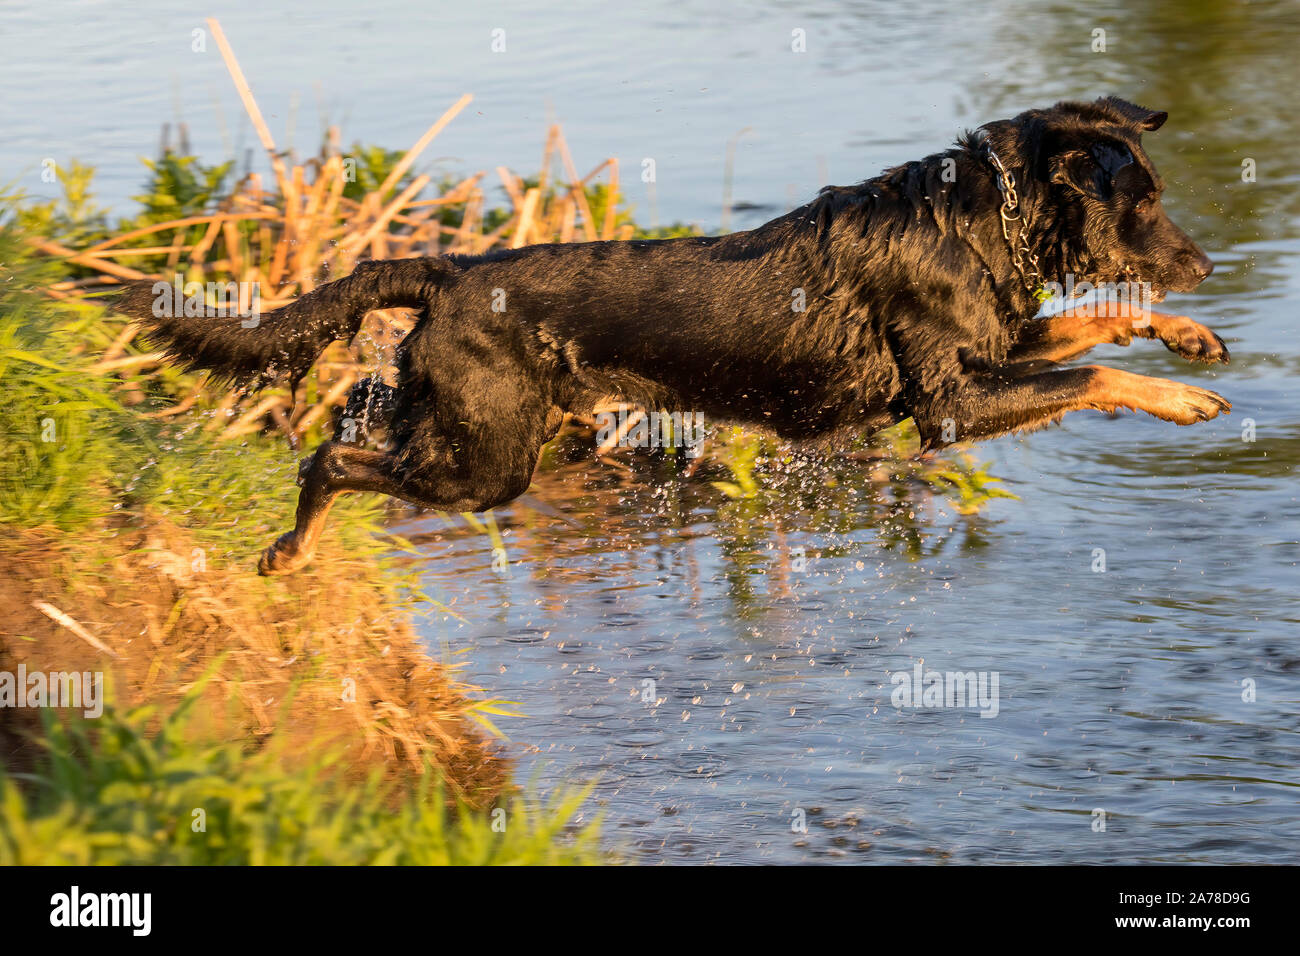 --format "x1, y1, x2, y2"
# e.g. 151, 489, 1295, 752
984, 144, 1046, 300
985, 145, 1152, 309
